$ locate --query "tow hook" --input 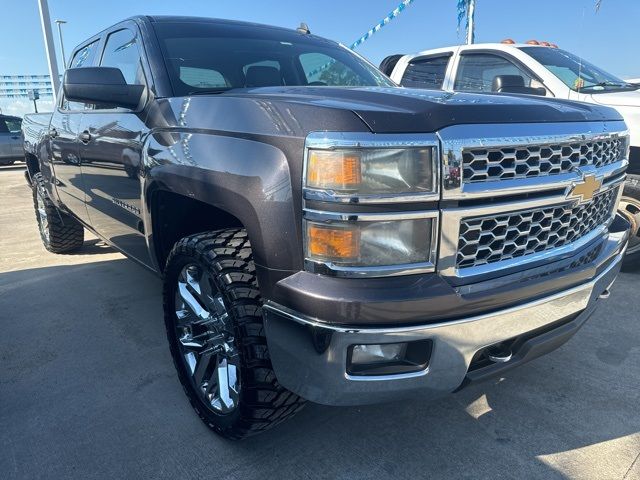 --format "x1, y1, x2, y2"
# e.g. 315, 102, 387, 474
486, 345, 513, 363
599, 280, 616, 299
